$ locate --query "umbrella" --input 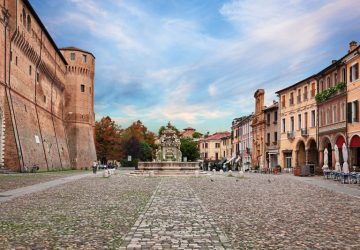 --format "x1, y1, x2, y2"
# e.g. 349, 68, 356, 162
334, 145, 341, 172
322, 148, 329, 170
342, 143, 349, 173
